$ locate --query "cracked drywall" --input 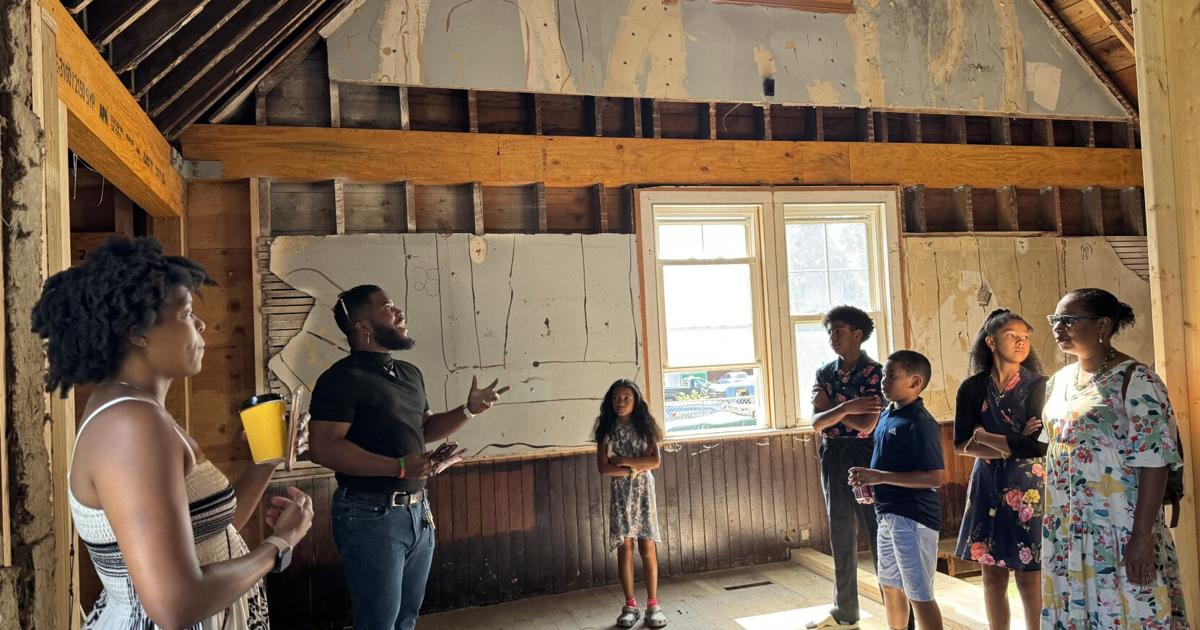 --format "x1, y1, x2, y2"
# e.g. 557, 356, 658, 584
326, 0, 1128, 118
268, 233, 641, 457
